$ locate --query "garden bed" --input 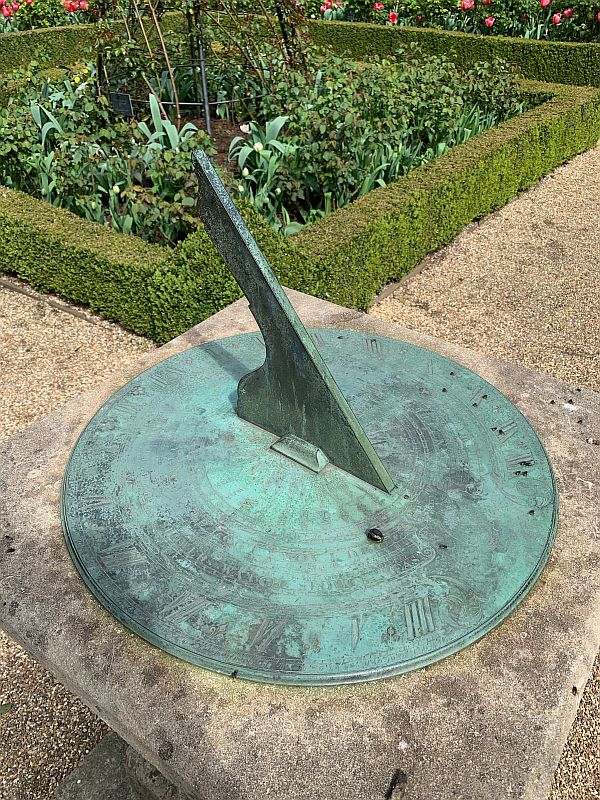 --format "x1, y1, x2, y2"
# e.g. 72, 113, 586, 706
1, 78, 599, 342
